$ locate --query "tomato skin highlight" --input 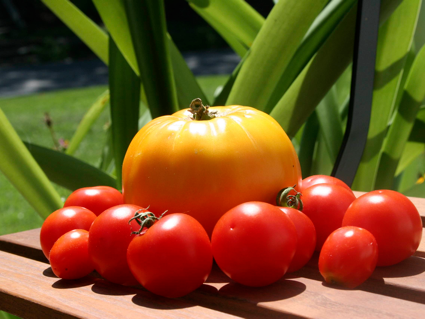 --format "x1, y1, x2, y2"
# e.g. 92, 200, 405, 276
342, 190, 422, 266
127, 213, 213, 298
212, 202, 297, 287
301, 184, 356, 251
278, 207, 316, 273
301, 175, 351, 193
50, 229, 94, 280
319, 226, 378, 289
40, 206, 96, 260
122, 106, 302, 236
64, 186, 123, 216
88, 204, 146, 286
